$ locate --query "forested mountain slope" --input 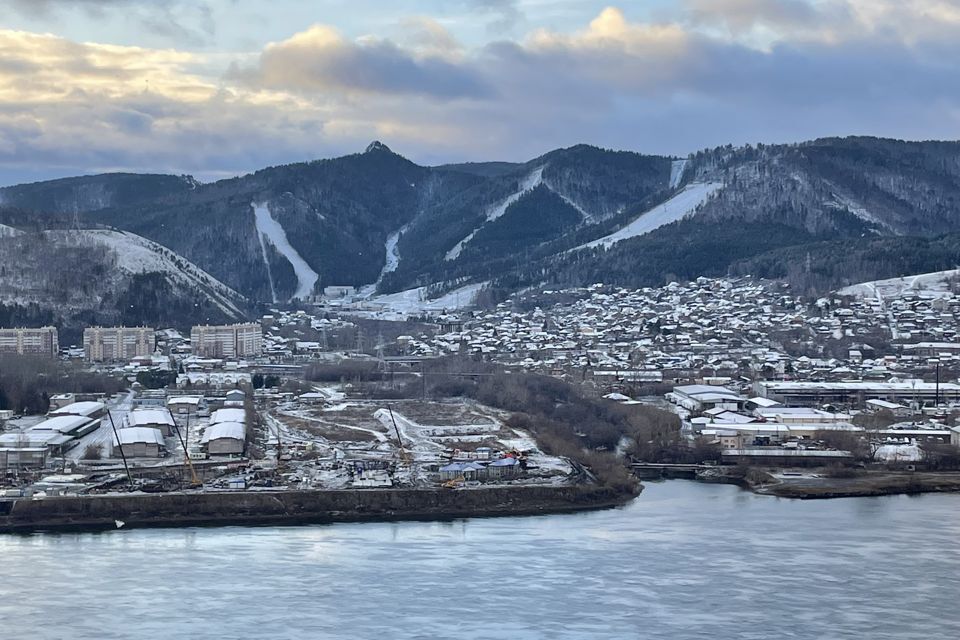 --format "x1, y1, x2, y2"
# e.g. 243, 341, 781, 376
2, 136, 959, 312
0, 222, 248, 341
